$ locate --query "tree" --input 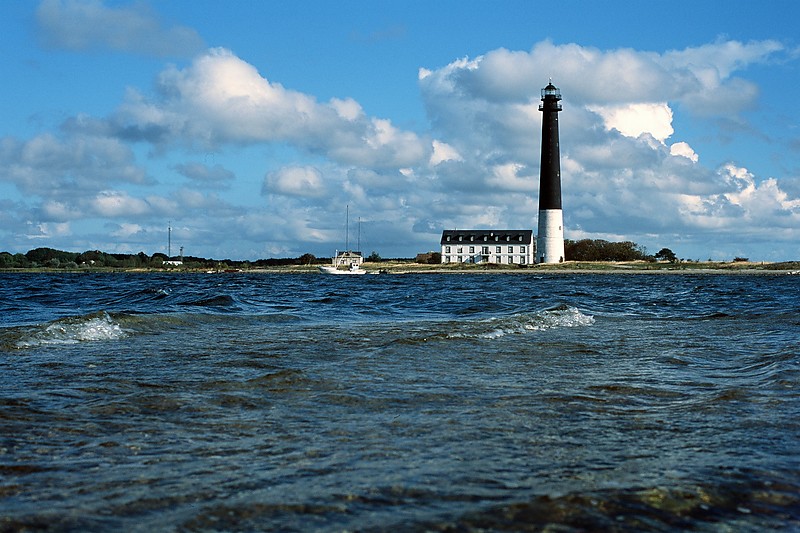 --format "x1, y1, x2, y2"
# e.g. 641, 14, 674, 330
654, 248, 678, 263
298, 253, 316, 265
26, 247, 78, 266
367, 251, 381, 262
0, 252, 14, 268
564, 239, 648, 262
